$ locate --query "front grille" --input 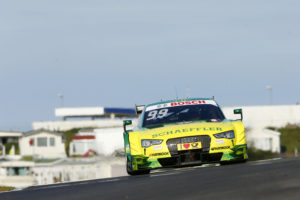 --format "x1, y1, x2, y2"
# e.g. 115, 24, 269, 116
166, 135, 211, 155
158, 152, 223, 167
